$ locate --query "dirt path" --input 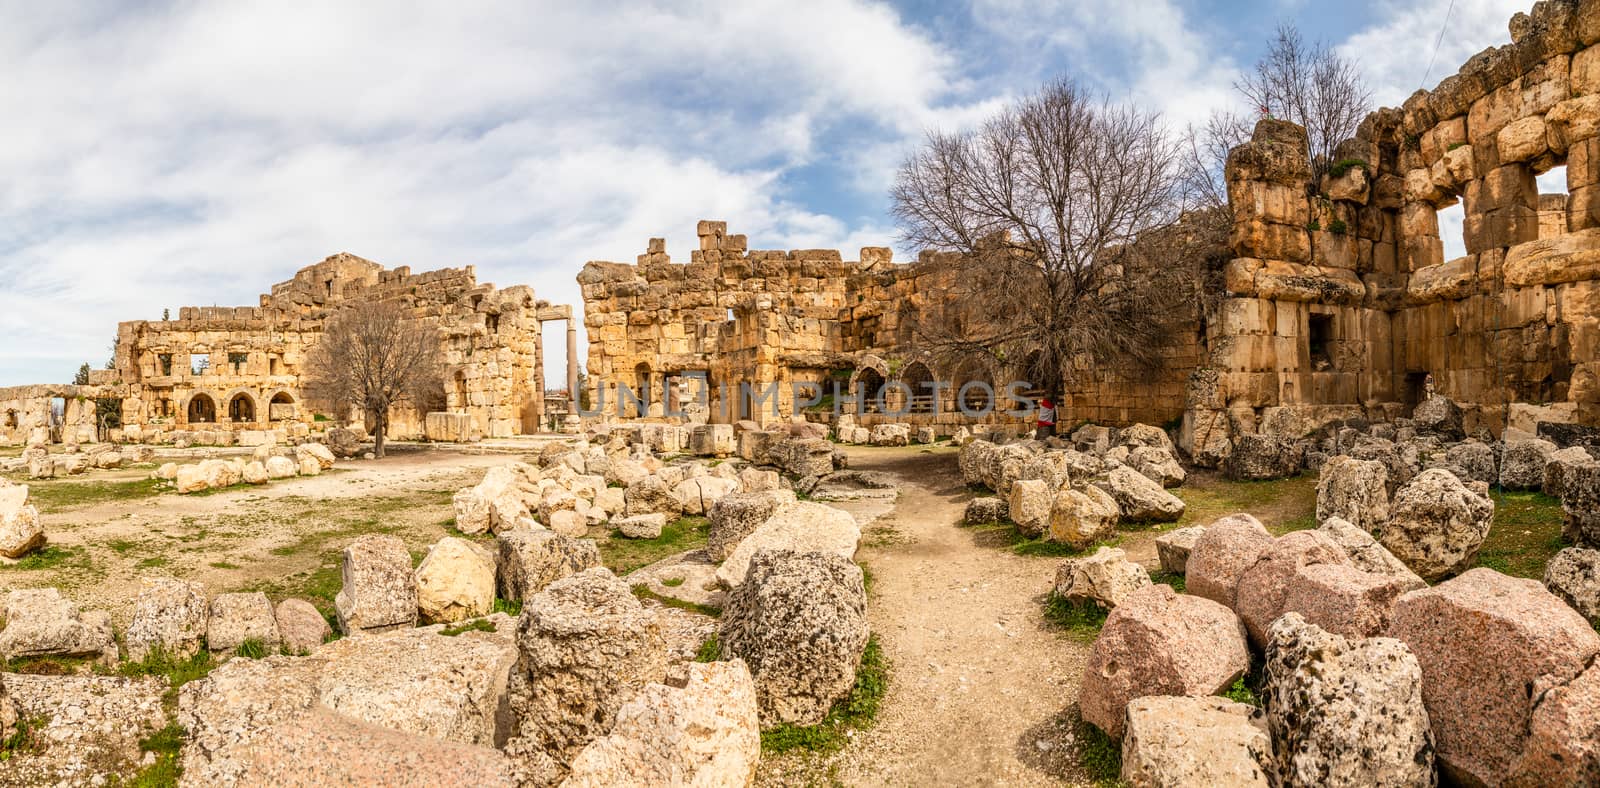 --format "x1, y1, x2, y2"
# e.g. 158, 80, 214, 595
760, 446, 1095, 786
